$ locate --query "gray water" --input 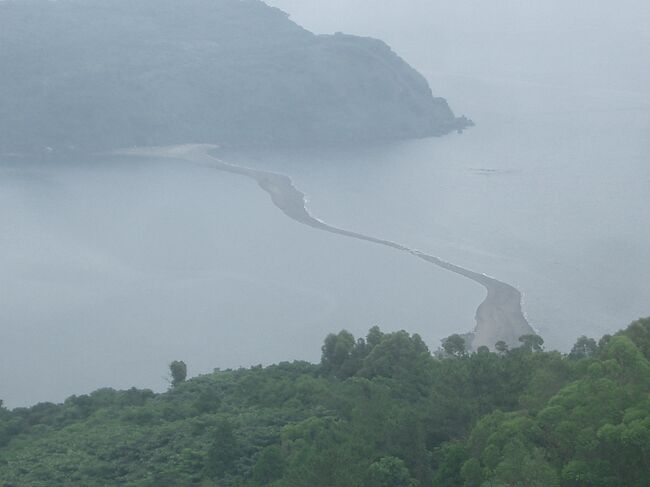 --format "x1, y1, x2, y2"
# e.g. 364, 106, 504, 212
1, 153, 489, 407
2, 1, 650, 407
